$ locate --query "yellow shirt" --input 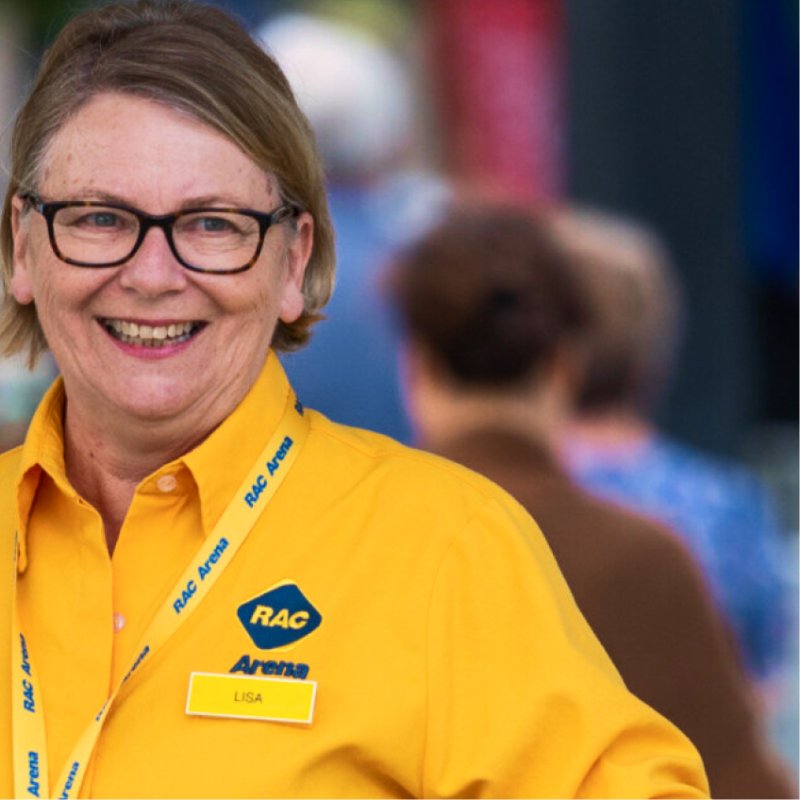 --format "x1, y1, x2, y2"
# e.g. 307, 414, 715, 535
0, 353, 708, 798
